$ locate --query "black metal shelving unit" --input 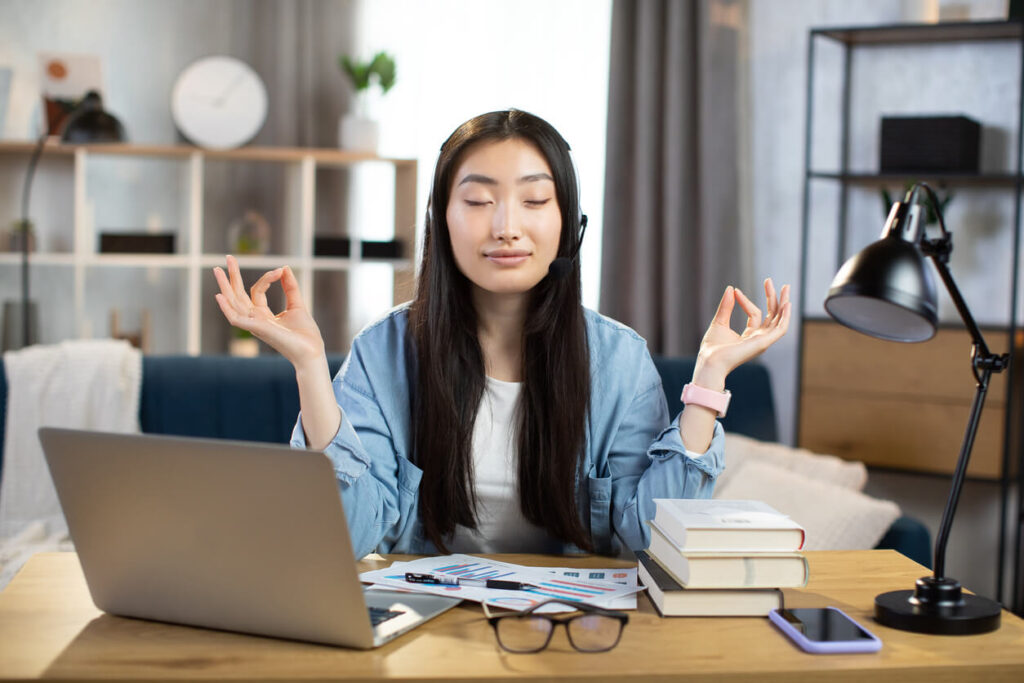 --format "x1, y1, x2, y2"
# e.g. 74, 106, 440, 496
796, 20, 1024, 613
